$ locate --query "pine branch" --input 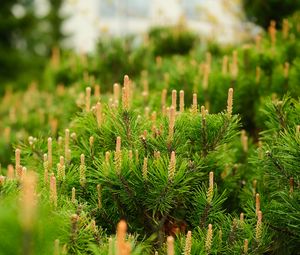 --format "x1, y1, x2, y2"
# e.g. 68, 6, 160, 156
201, 117, 208, 157
266, 151, 289, 179
199, 203, 212, 229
